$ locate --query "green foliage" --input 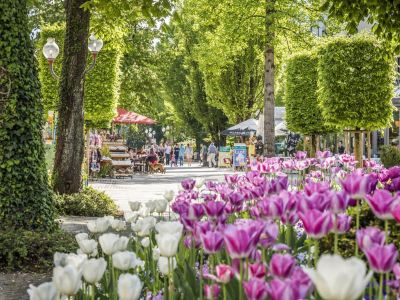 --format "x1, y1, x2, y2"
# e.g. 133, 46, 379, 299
285, 51, 330, 135
0, 228, 76, 272
380, 145, 400, 168
0, 0, 55, 231
38, 24, 121, 128
54, 186, 119, 217
321, 0, 400, 51
317, 35, 395, 130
